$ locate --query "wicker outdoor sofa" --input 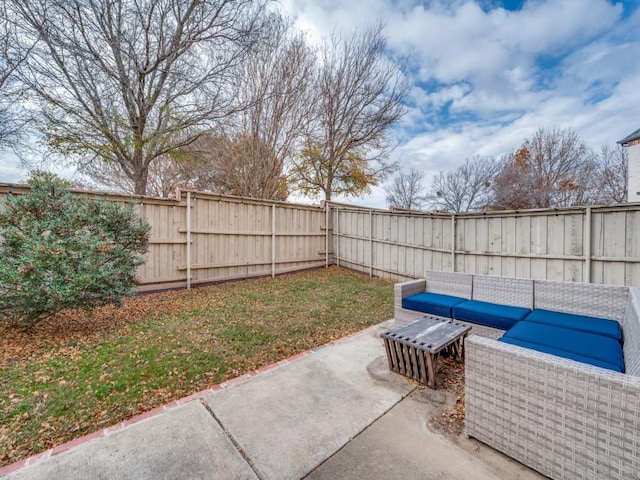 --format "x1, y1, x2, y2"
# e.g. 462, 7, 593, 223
394, 271, 640, 480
